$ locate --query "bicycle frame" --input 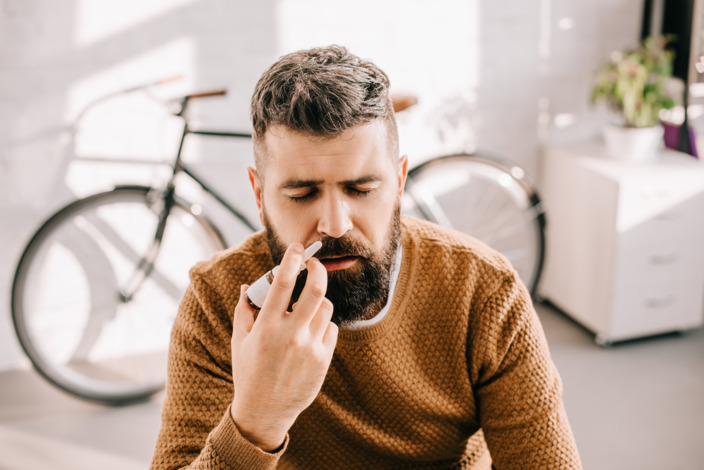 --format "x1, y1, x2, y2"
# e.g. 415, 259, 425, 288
121, 95, 259, 300
174, 125, 258, 232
